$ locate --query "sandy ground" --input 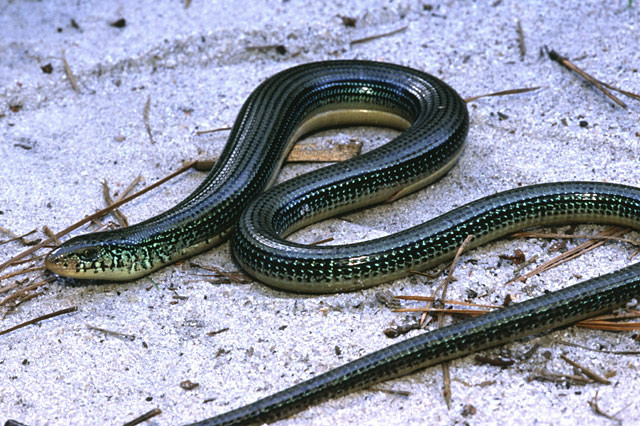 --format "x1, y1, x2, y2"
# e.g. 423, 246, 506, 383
1, 1, 639, 425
